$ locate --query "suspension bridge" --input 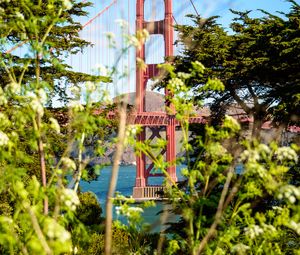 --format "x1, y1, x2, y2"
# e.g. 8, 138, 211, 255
62, 0, 300, 199
6, 0, 299, 200
68, 0, 208, 200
